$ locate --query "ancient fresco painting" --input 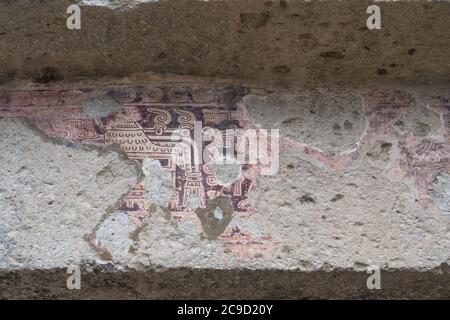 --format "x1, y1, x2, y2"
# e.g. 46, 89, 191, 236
0, 86, 277, 258
1, 86, 450, 259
